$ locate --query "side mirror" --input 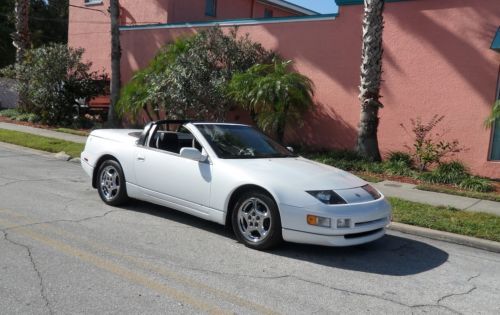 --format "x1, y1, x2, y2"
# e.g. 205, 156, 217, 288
286, 146, 294, 153
180, 147, 206, 162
